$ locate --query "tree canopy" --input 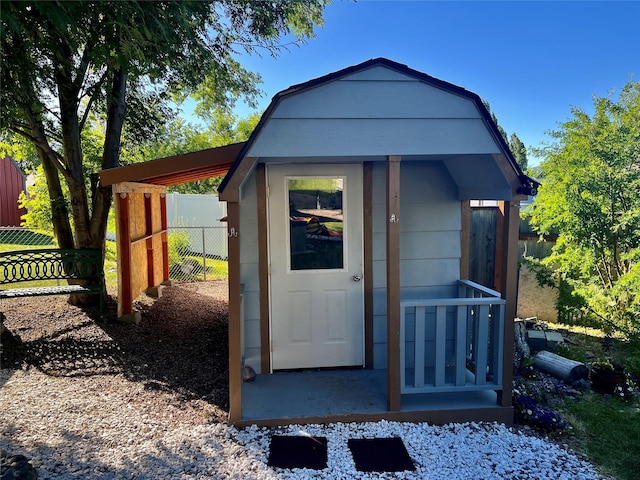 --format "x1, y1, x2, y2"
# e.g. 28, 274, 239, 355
483, 100, 529, 171
509, 132, 528, 171
124, 111, 261, 194
527, 80, 640, 337
1, 1, 327, 261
